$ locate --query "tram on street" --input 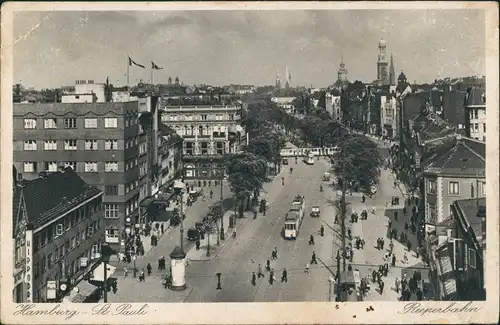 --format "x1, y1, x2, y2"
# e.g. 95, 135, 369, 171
284, 208, 302, 239
305, 153, 315, 165
284, 195, 306, 239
